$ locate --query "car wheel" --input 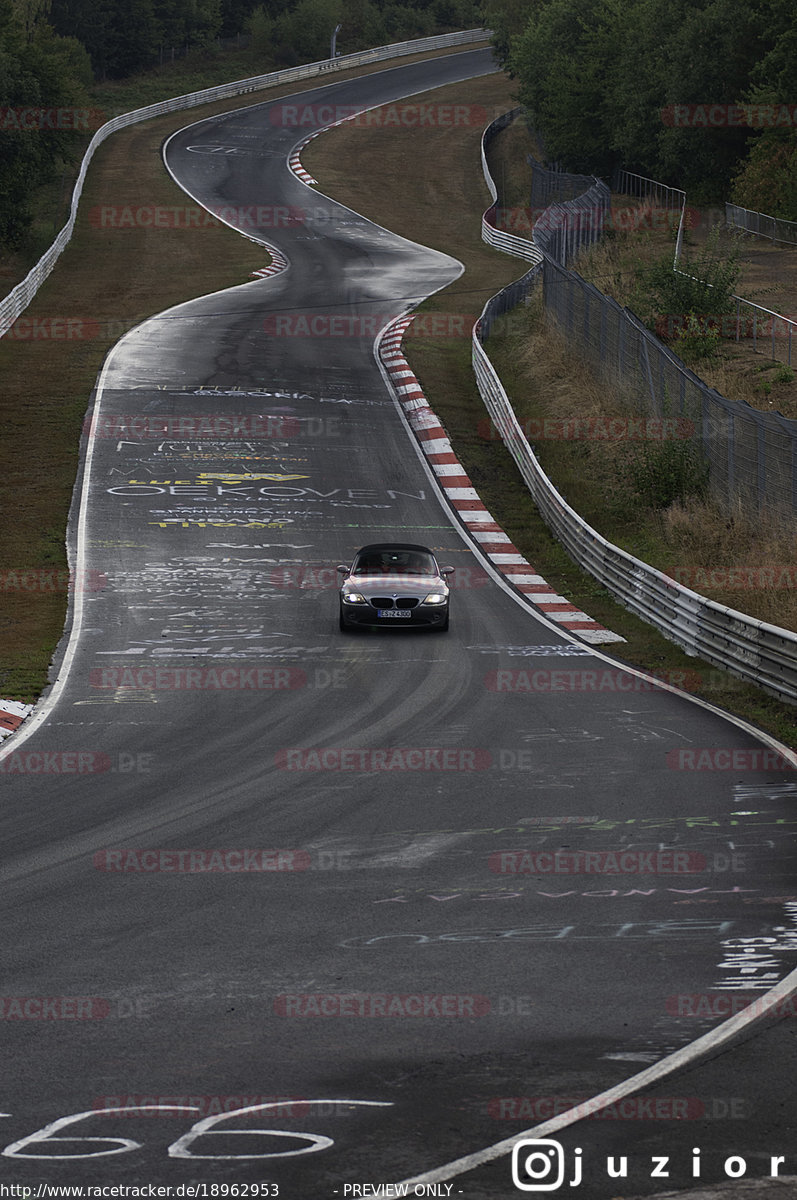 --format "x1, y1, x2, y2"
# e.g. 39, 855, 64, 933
437, 612, 449, 632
